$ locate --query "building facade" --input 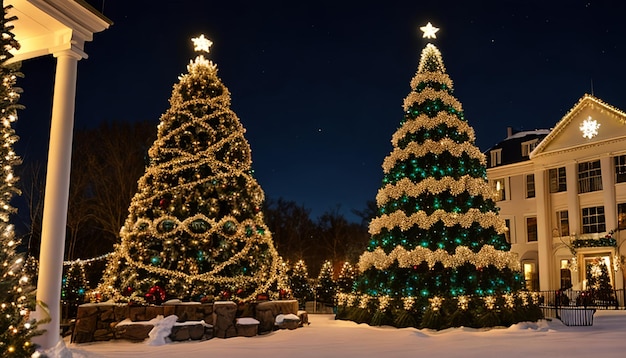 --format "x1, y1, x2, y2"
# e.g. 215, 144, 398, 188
486, 94, 626, 294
